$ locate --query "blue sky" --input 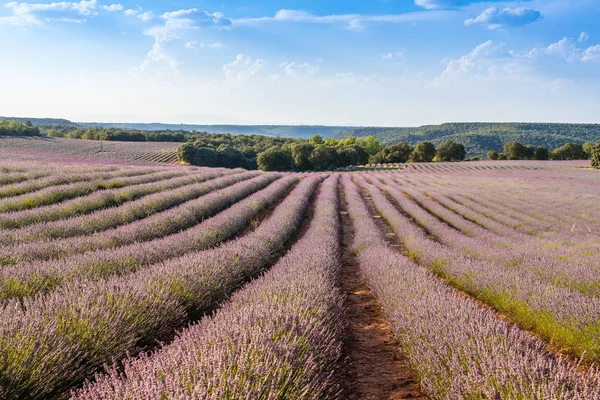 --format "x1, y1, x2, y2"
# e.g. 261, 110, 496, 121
1, 0, 599, 126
